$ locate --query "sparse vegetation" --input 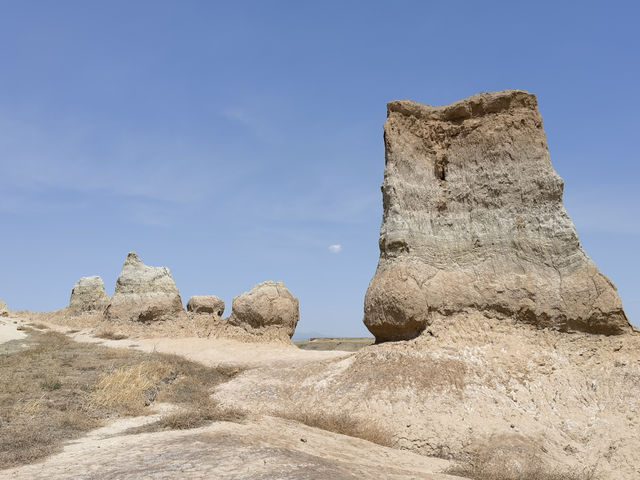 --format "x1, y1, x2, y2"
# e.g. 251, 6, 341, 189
294, 337, 374, 352
27, 323, 49, 330
344, 350, 467, 393
0, 328, 241, 469
94, 328, 128, 340
446, 451, 599, 480
126, 398, 245, 434
279, 410, 393, 447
